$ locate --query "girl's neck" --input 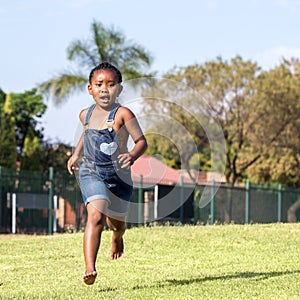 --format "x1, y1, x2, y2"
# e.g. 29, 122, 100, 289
96, 102, 118, 112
